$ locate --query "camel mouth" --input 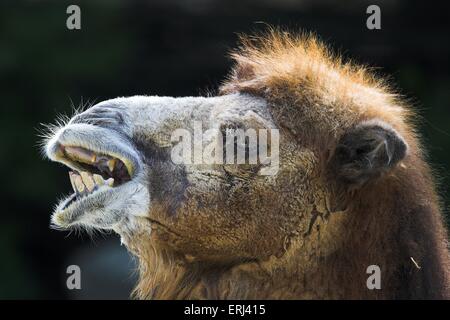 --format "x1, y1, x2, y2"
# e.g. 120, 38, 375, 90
44, 123, 145, 228
57, 145, 132, 211
62, 145, 132, 187
49, 143, 141, 228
